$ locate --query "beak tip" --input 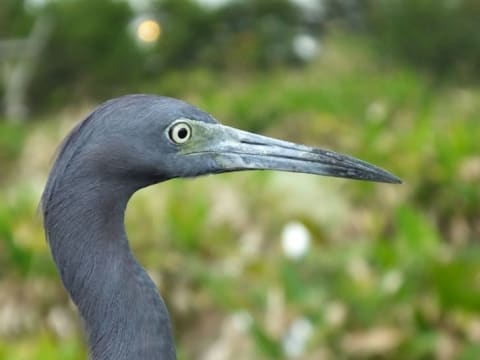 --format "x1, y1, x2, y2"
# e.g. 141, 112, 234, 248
384, 174, 402, 184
